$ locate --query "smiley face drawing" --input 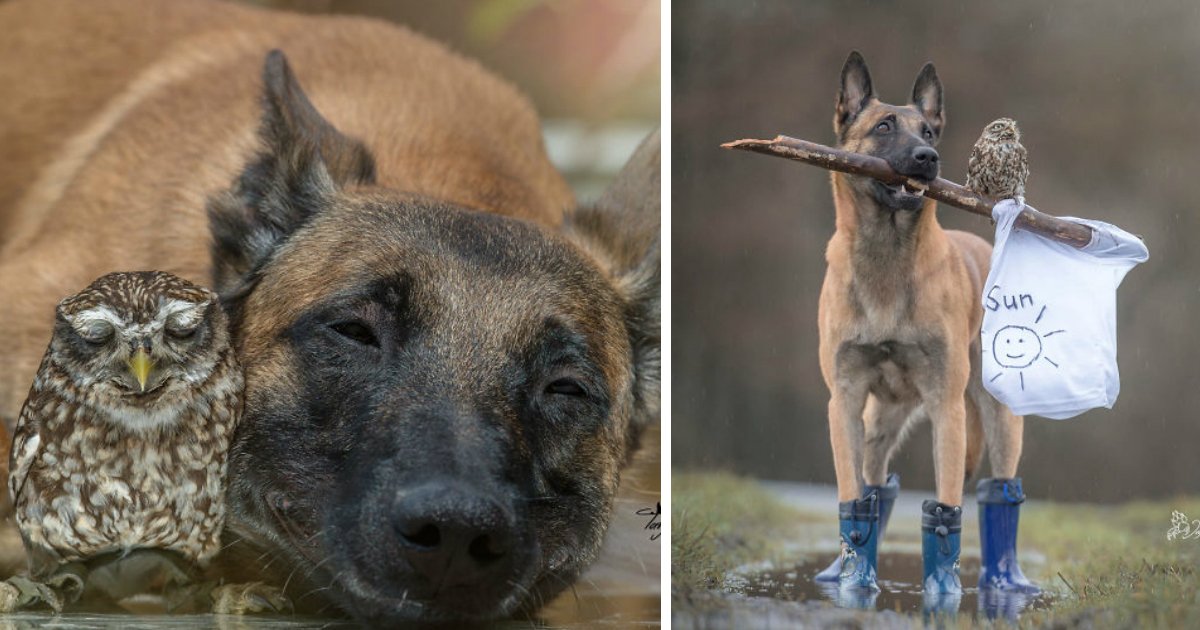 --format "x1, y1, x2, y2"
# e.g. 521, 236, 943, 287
988, 305, 1065, 391
993, 325, 1042, 368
